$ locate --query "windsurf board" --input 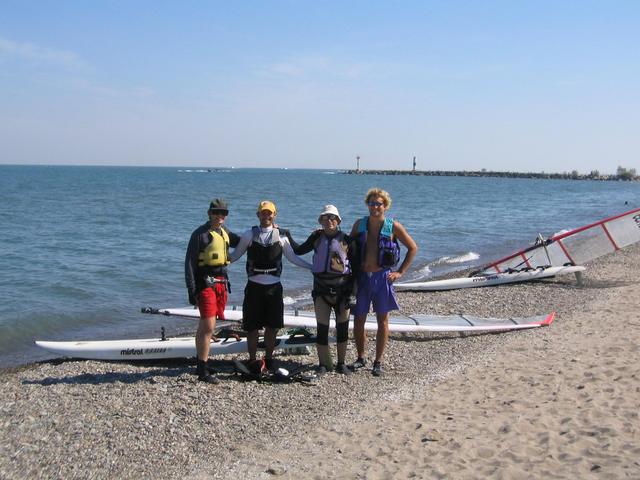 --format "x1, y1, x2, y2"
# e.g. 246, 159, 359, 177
35, 332, 321, 361
142, 307, 555, 333
394, 265, 585, 291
